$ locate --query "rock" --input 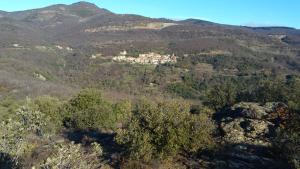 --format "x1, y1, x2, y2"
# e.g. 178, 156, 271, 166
211, 144, 290, 169
214, 102, 291, 169
231, 102, 268, 119
221, 118, 274, 146
219, 102, 289, 146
